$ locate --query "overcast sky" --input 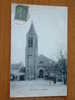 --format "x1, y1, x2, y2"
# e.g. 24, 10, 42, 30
11, 4, 68, 65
